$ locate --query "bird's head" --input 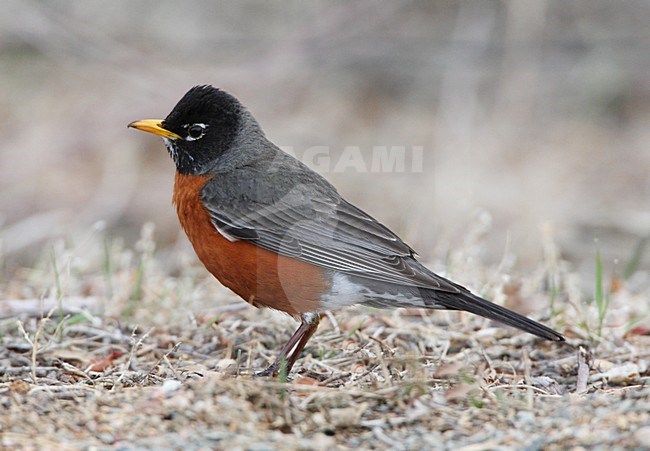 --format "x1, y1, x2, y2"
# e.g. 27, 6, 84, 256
129, 85, 248, 175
